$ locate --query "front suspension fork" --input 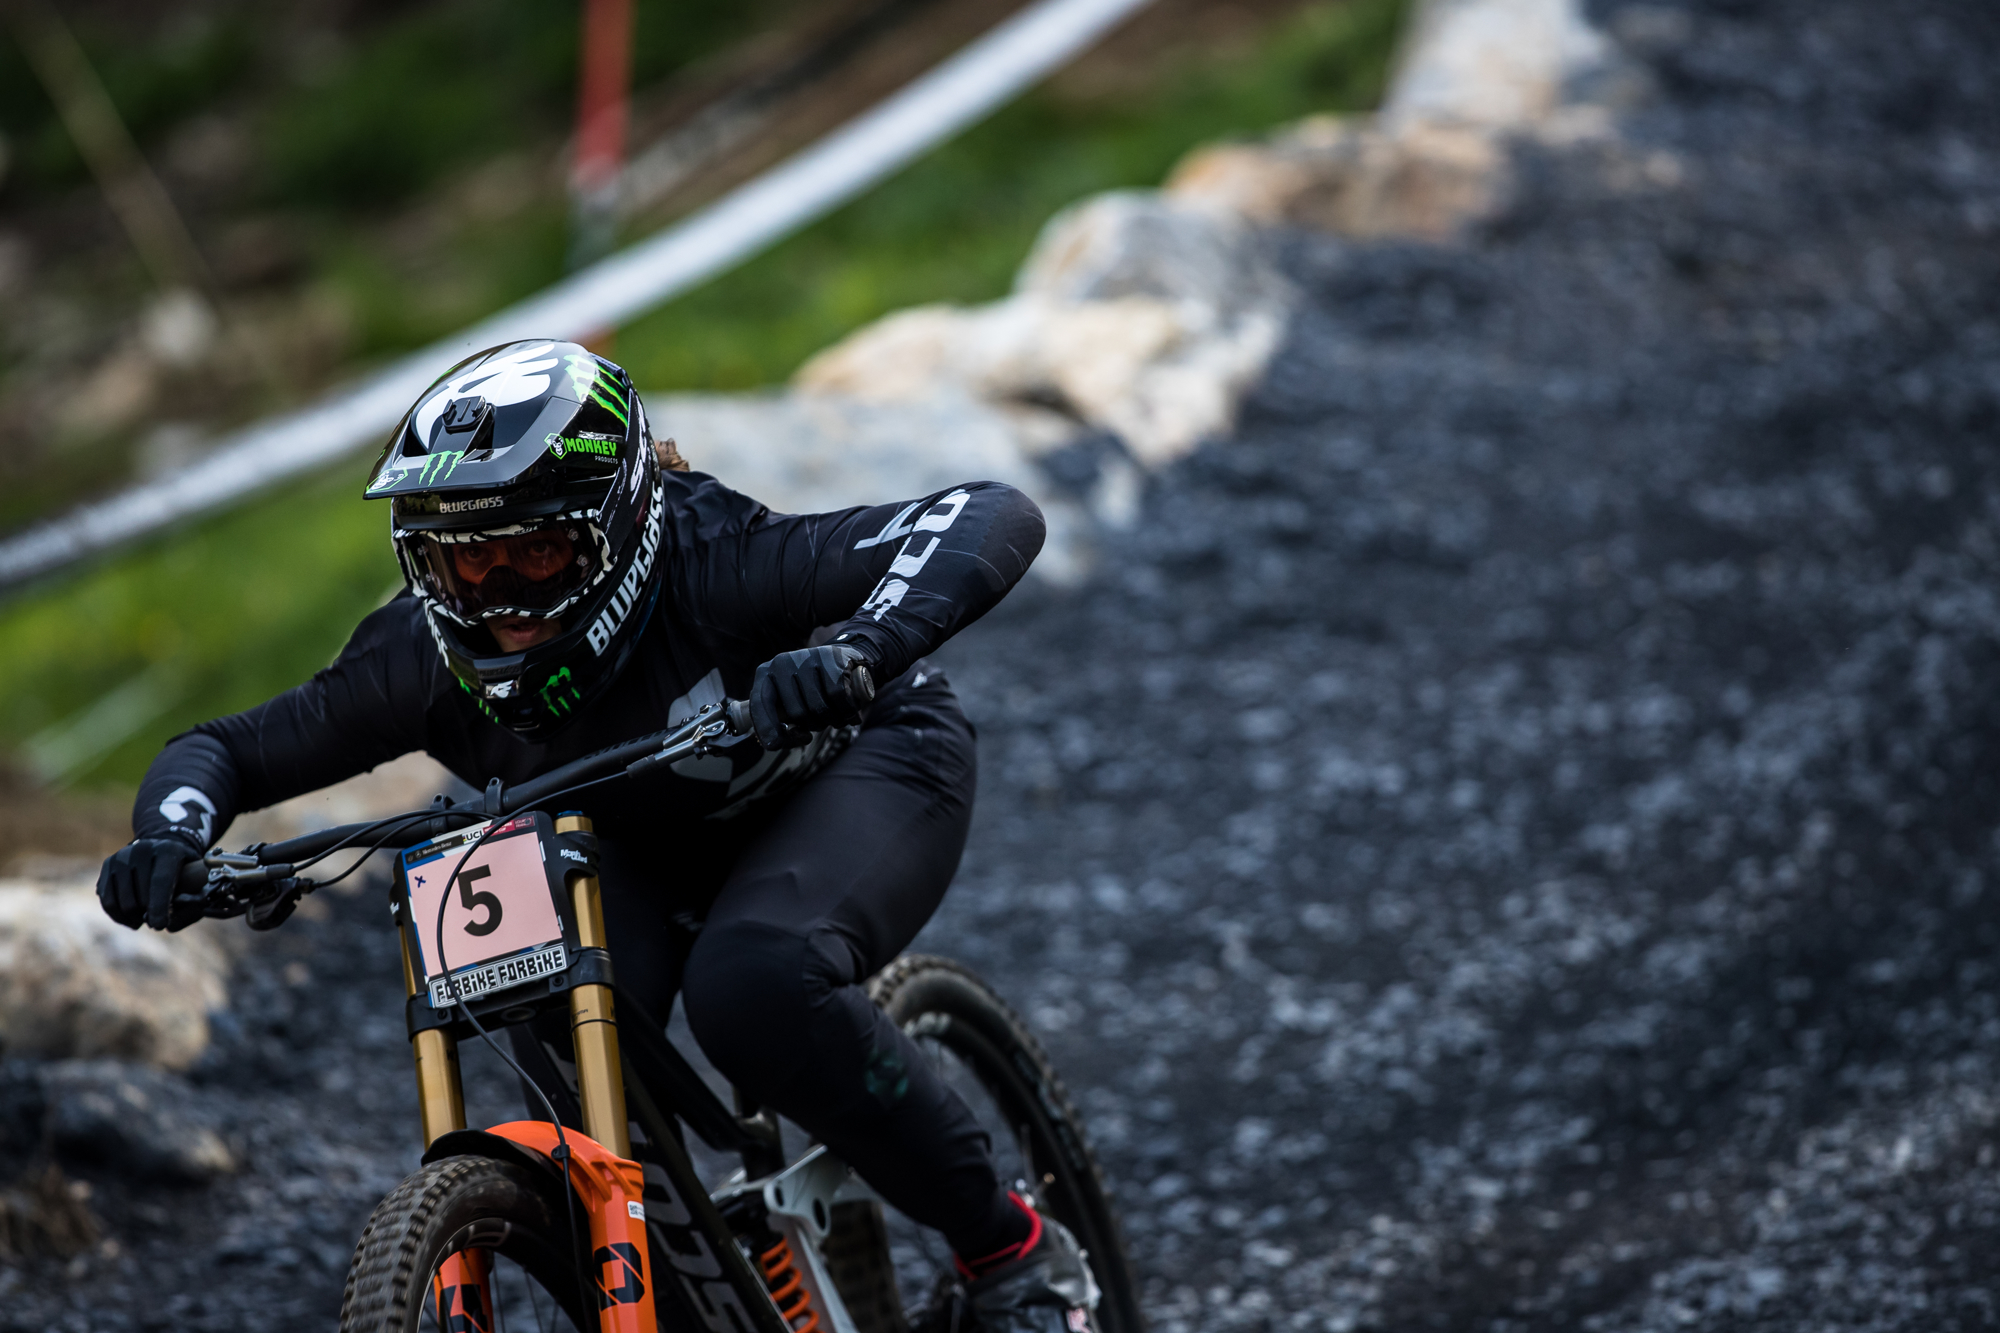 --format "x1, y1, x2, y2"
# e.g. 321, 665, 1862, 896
401, 811, 647, 1329
558, 812, 634, 1158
